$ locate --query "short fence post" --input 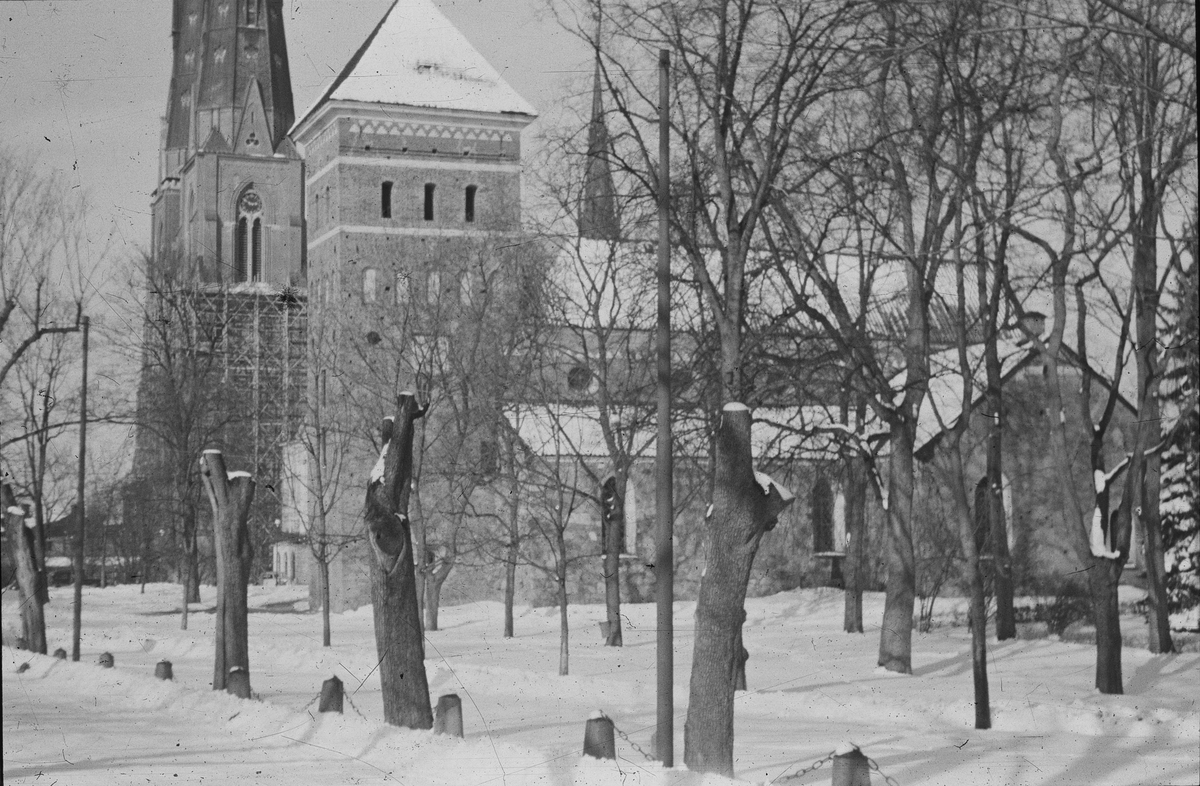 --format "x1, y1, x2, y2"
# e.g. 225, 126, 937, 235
582, 711, 616, 759
98, 652, 114, 668
433, 693, 463, 737
155, 660, 174, 680
831, 743, 871, 786
53, 648, 67, 660
319, 676, 343, 713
